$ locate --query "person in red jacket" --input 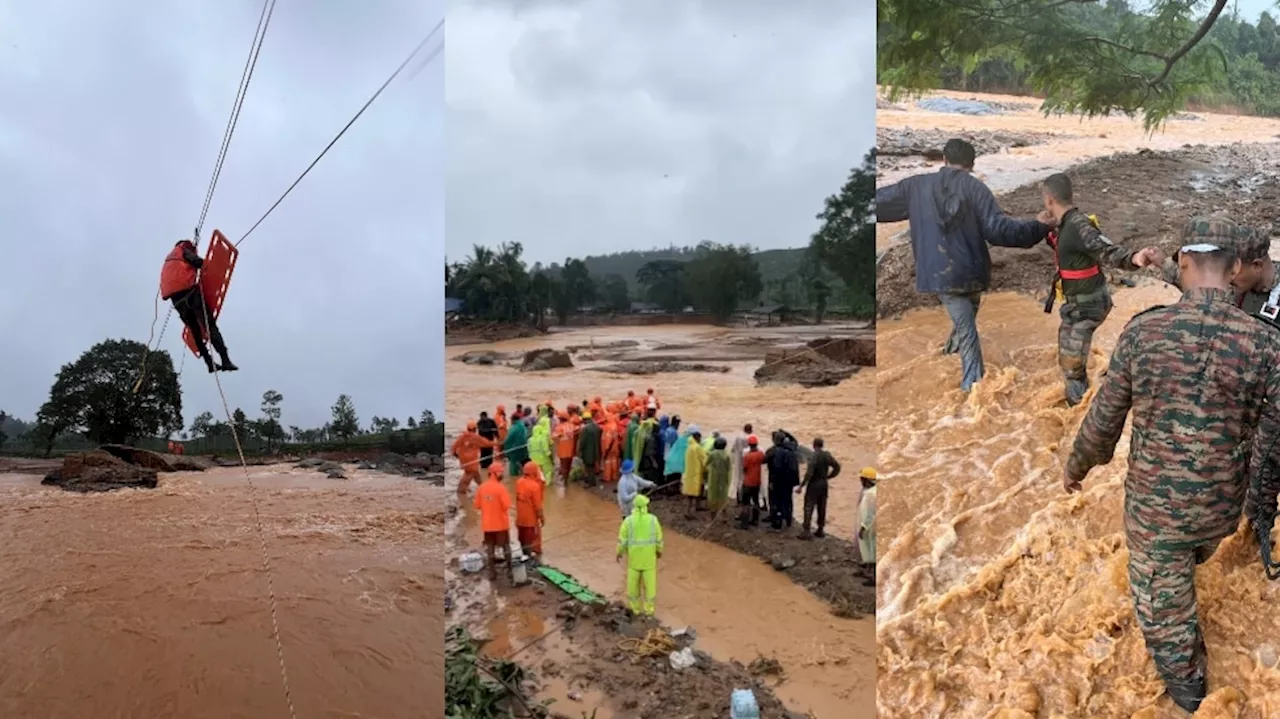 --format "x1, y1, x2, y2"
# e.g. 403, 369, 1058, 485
160, 239, 237, 373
